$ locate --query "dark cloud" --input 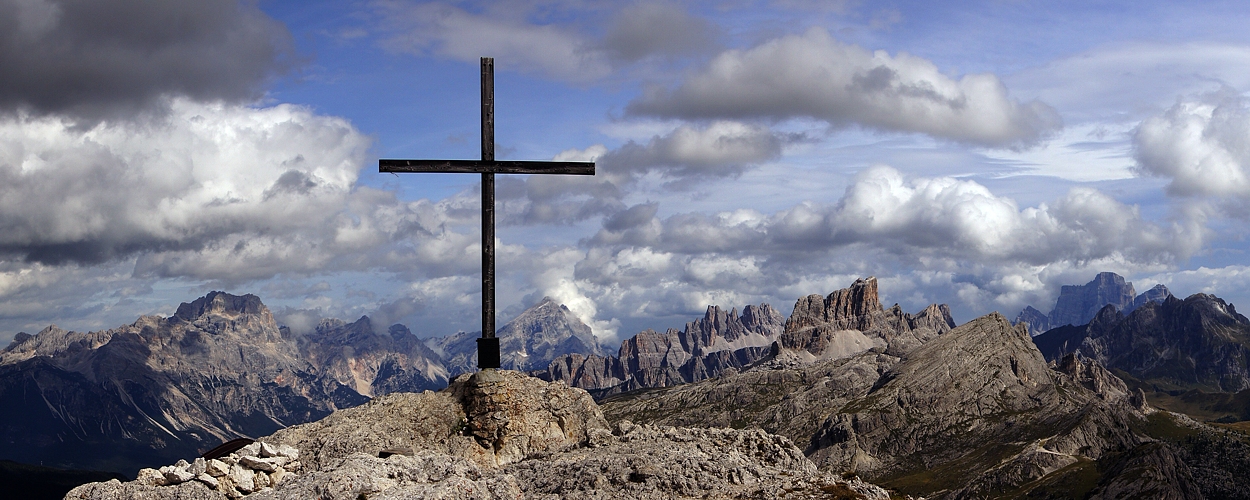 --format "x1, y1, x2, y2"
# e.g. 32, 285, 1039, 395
600, 2, 720, 62
0, 0, 294, 120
